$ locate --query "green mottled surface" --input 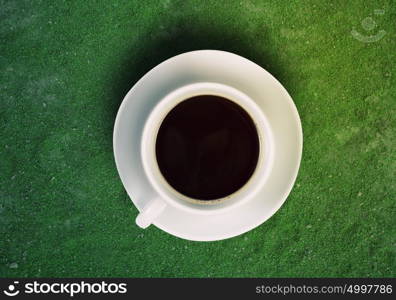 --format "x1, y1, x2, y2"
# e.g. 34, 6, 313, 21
1, 0, 395, 277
